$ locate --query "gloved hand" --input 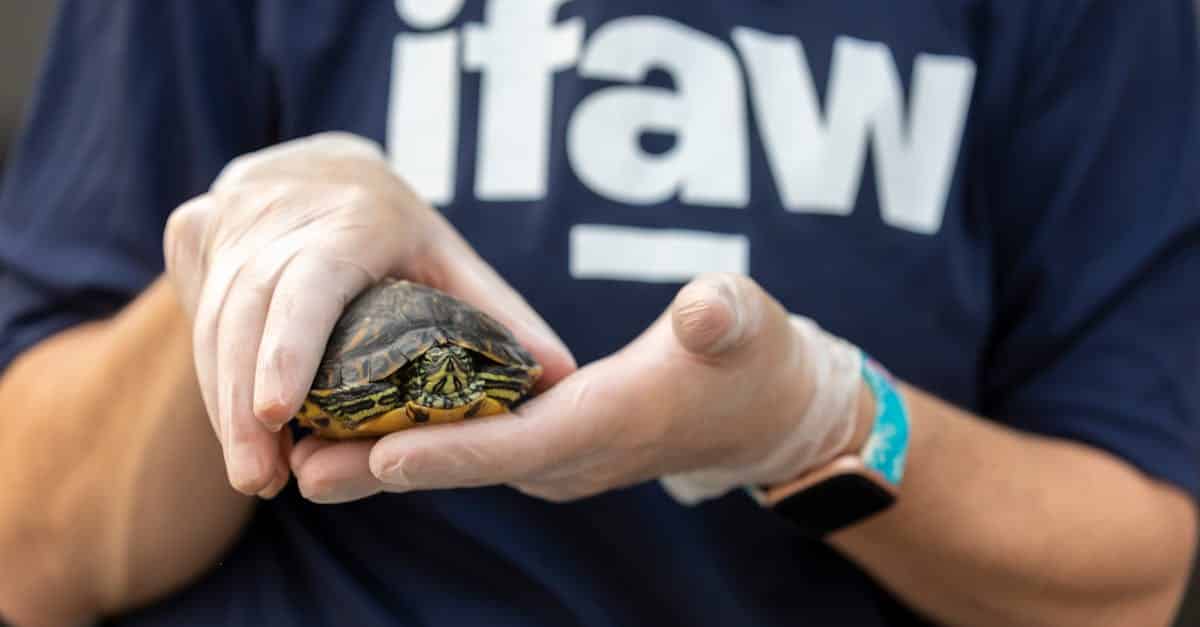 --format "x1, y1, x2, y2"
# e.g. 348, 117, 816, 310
163, 132, 576, 498
360, 273, 868, 505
